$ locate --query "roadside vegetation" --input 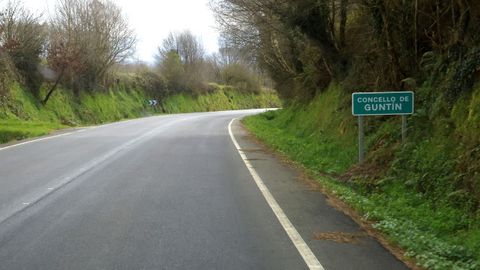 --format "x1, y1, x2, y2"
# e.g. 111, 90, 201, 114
0, 0, 279, 144
212, 0, 480, 269
244, 85, 480, 269
162, 85, 279, 114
